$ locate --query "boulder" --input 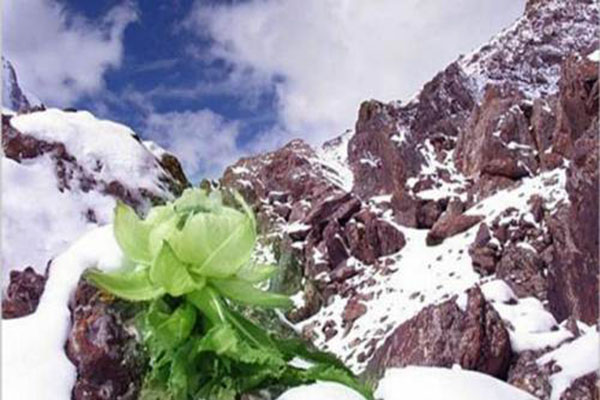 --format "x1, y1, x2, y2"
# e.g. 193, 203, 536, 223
365, 287, 512, 380
426, 205, 483, 246
66, 281, 144, 400
2, 266, 47, 319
